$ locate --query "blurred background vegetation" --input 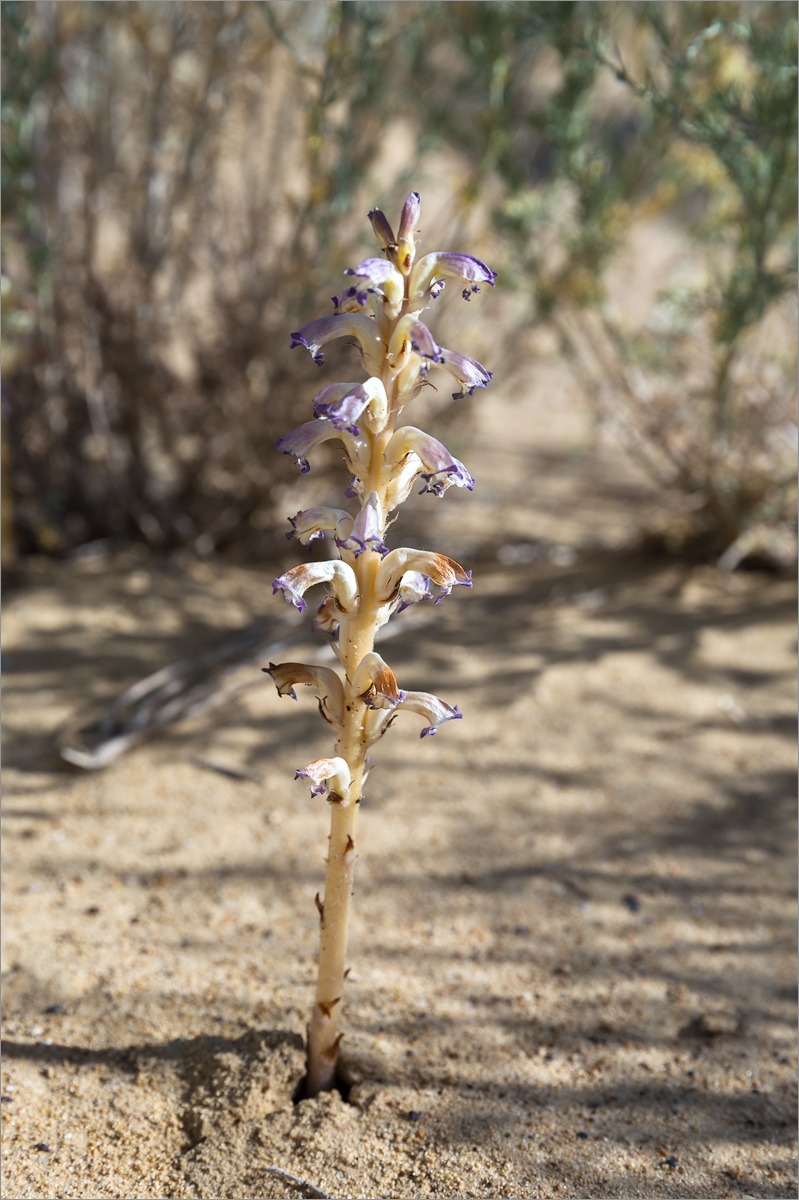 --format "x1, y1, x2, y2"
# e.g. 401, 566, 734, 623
2, 0, 796, 569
